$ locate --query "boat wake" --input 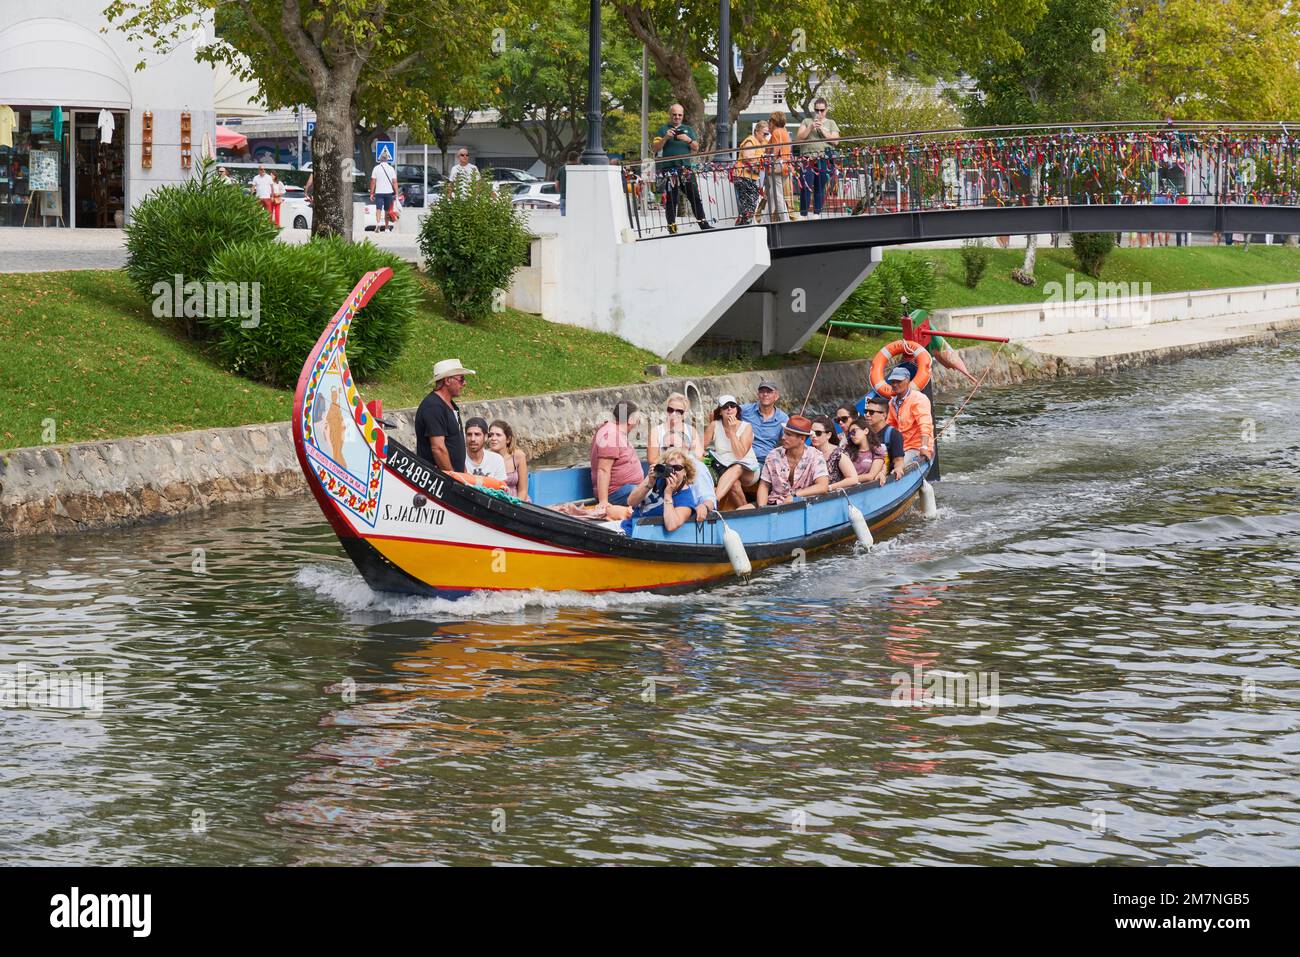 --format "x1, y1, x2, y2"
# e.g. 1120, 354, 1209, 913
294, 564, 682, 618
